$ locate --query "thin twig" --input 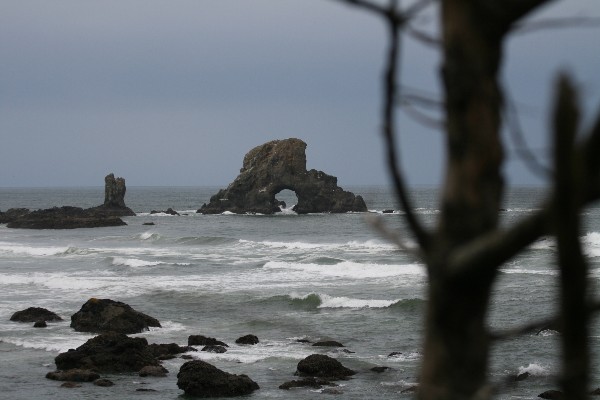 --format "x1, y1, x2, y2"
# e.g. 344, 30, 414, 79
513, 17, 600, 35
504, 92, 552, 178
381, 0, 431, 251
406, 24, 440, 46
